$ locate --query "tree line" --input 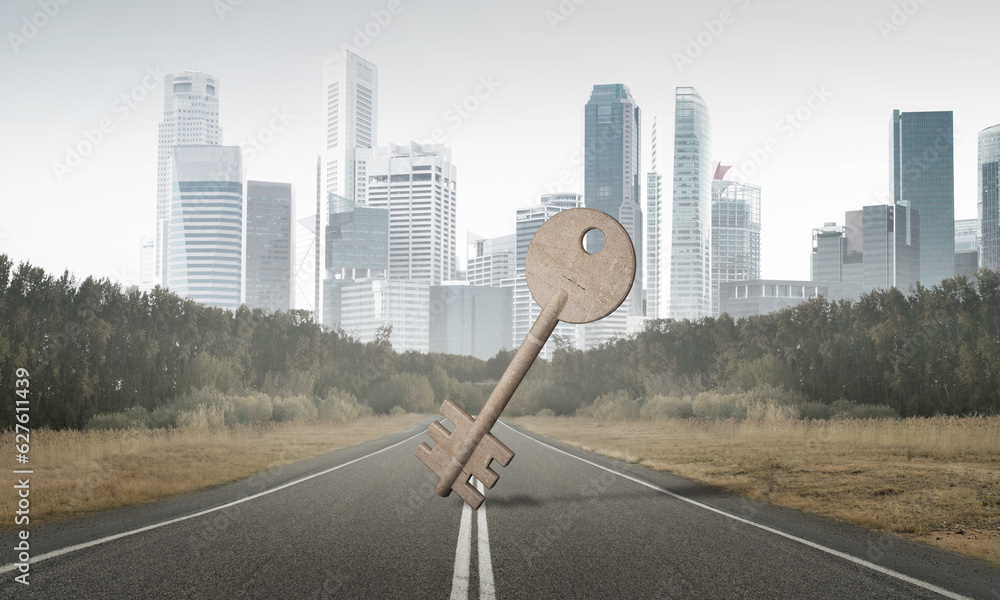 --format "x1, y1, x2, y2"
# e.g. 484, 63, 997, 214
1, 253, 997, 430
